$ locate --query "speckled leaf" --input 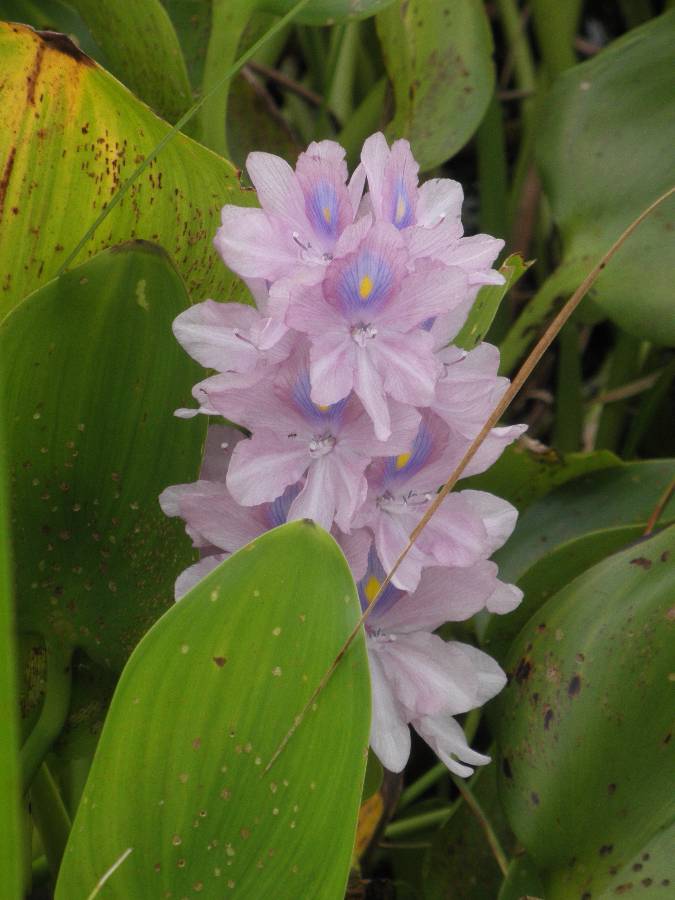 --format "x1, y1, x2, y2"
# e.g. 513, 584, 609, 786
56, 521, 370, 899
376, 0, 494, 171
0, 420, 23, 898
483, 460, 675, 660
0, 243, 205, 670
454, 254, 531, 351
535, 12, 675, 345
494, 526, 675, 900
0, 22, 255, 318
